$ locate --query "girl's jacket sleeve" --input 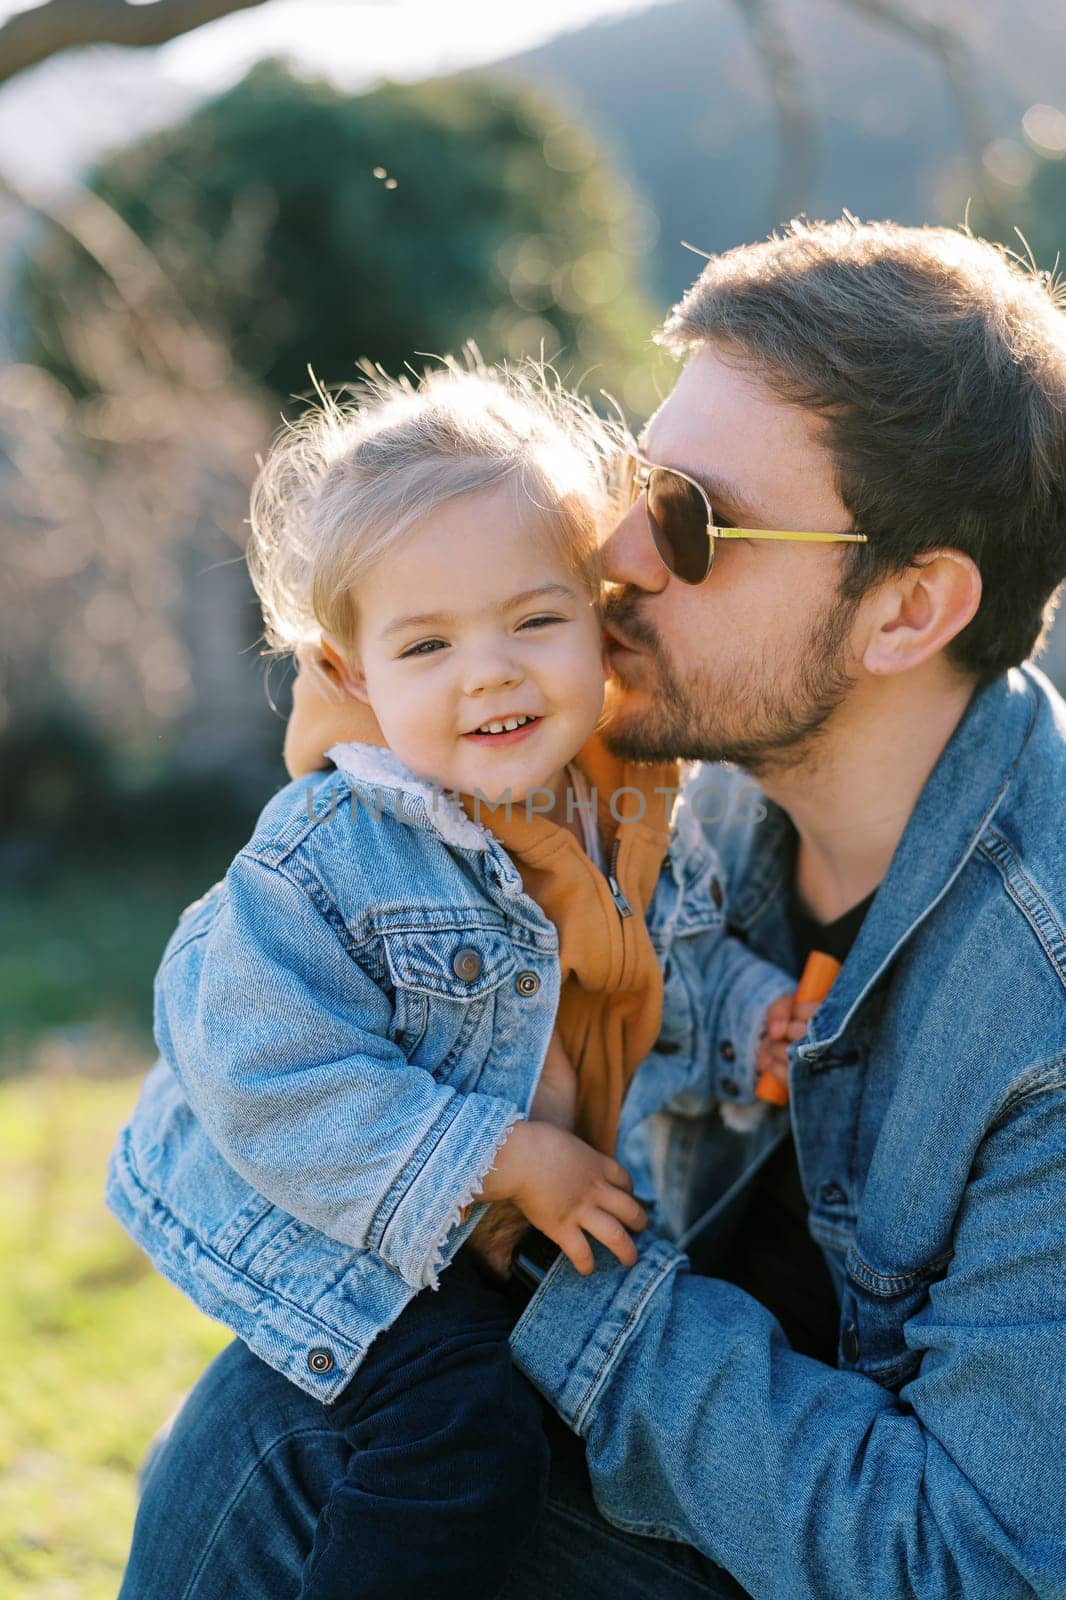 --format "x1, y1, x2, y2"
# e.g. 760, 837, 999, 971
154, 850, 523, 1292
